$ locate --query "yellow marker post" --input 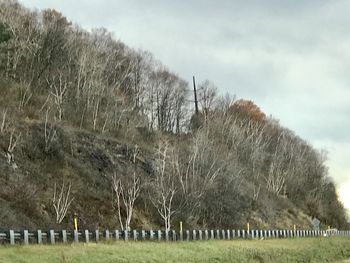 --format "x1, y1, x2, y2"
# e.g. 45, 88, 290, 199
247, 223, 250, 232
328, 225, 331, 230
180, 221, 183, 232
74, 217, 78, 231
294, 225, 296, 231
